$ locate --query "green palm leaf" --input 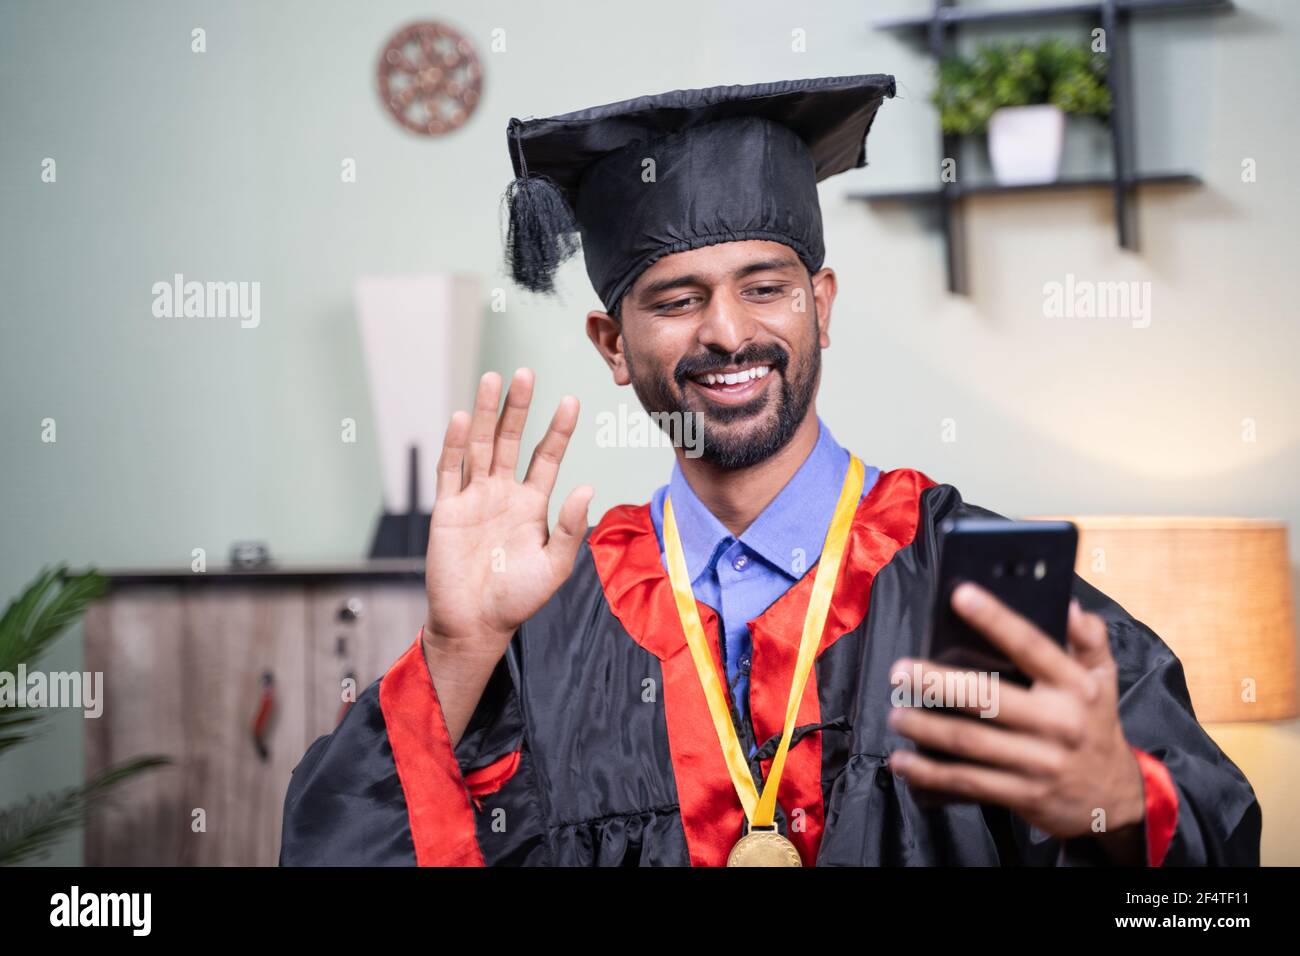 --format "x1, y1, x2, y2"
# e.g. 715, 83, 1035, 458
0, 565, 105, 755
0, 566, 169, 865
0, 756, 171, 866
